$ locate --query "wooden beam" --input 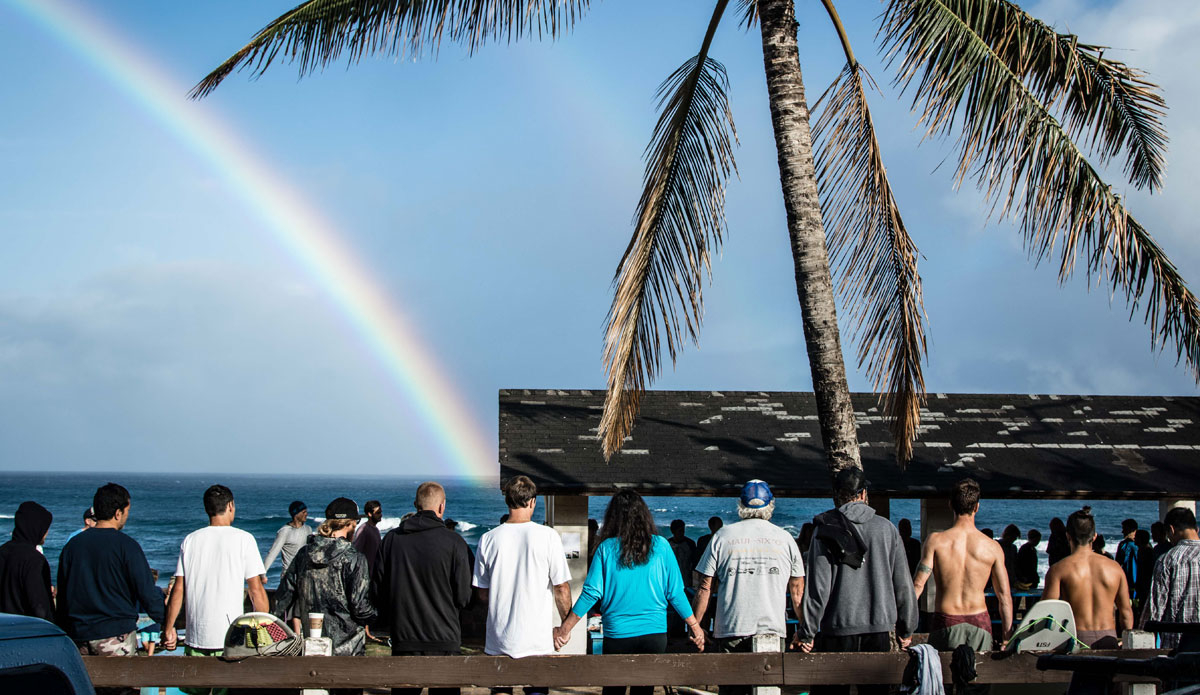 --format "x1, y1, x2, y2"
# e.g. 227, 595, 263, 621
84, 651, 1163, 689
84, 653, 780, 688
